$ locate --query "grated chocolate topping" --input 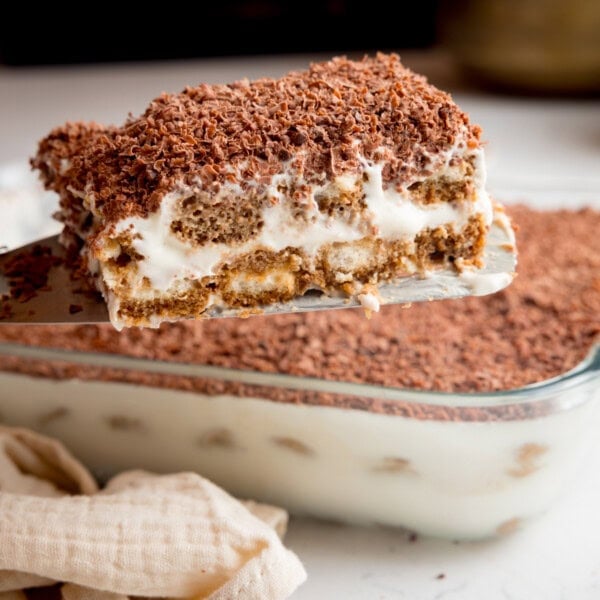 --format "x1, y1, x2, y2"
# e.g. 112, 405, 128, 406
32, 54, 480, 227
